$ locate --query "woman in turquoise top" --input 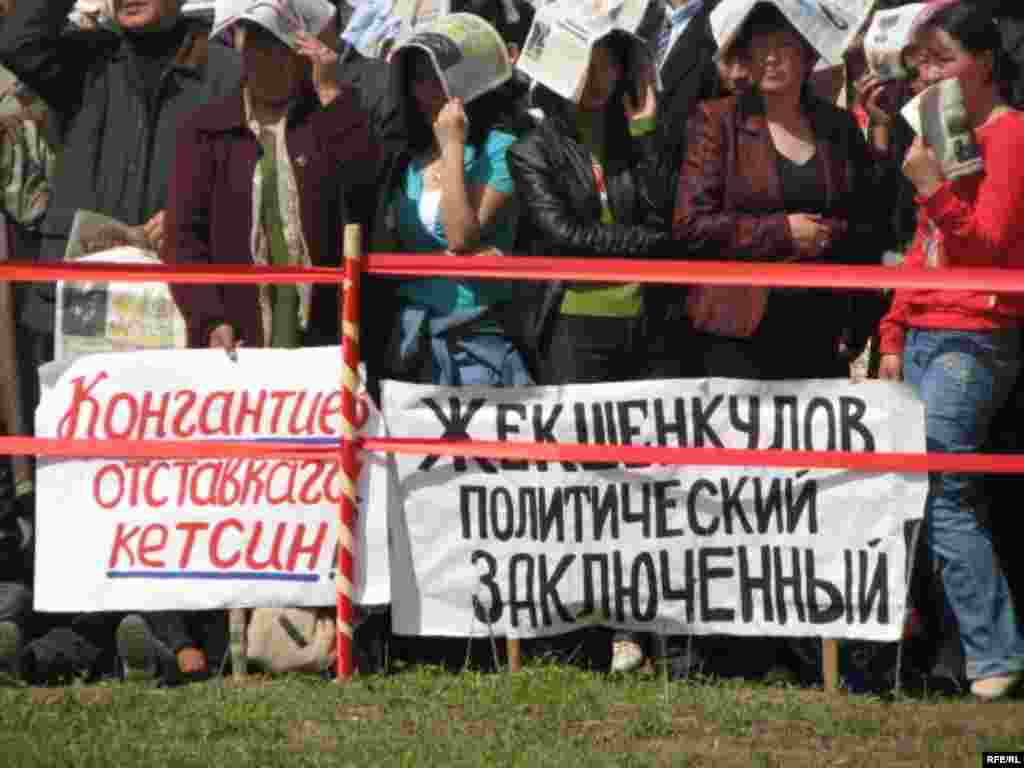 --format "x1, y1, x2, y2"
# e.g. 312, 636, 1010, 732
371, 38, 533, 387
